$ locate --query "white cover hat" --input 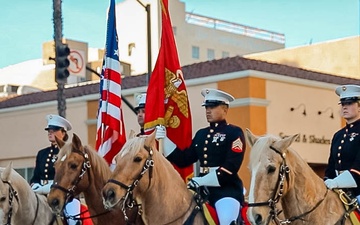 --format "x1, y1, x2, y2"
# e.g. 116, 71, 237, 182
45, 114, 72, 131
335, 85, 360, 103
134, 93, 146, 110
201, 88, 234, 106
